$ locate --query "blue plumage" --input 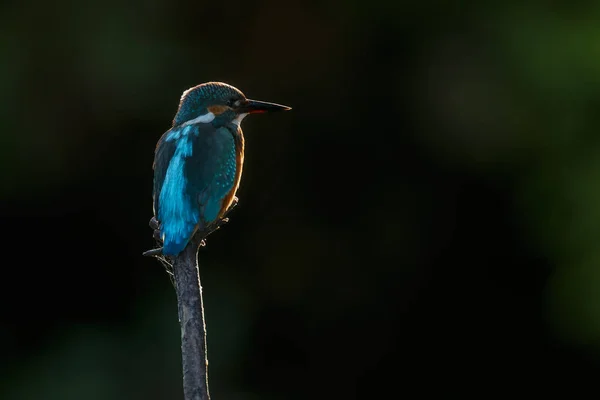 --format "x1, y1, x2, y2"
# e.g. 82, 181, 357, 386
152, 82, 290, 256
154, 123, 239, 255
200, 138, 237, 222
157, 126, 198, 255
